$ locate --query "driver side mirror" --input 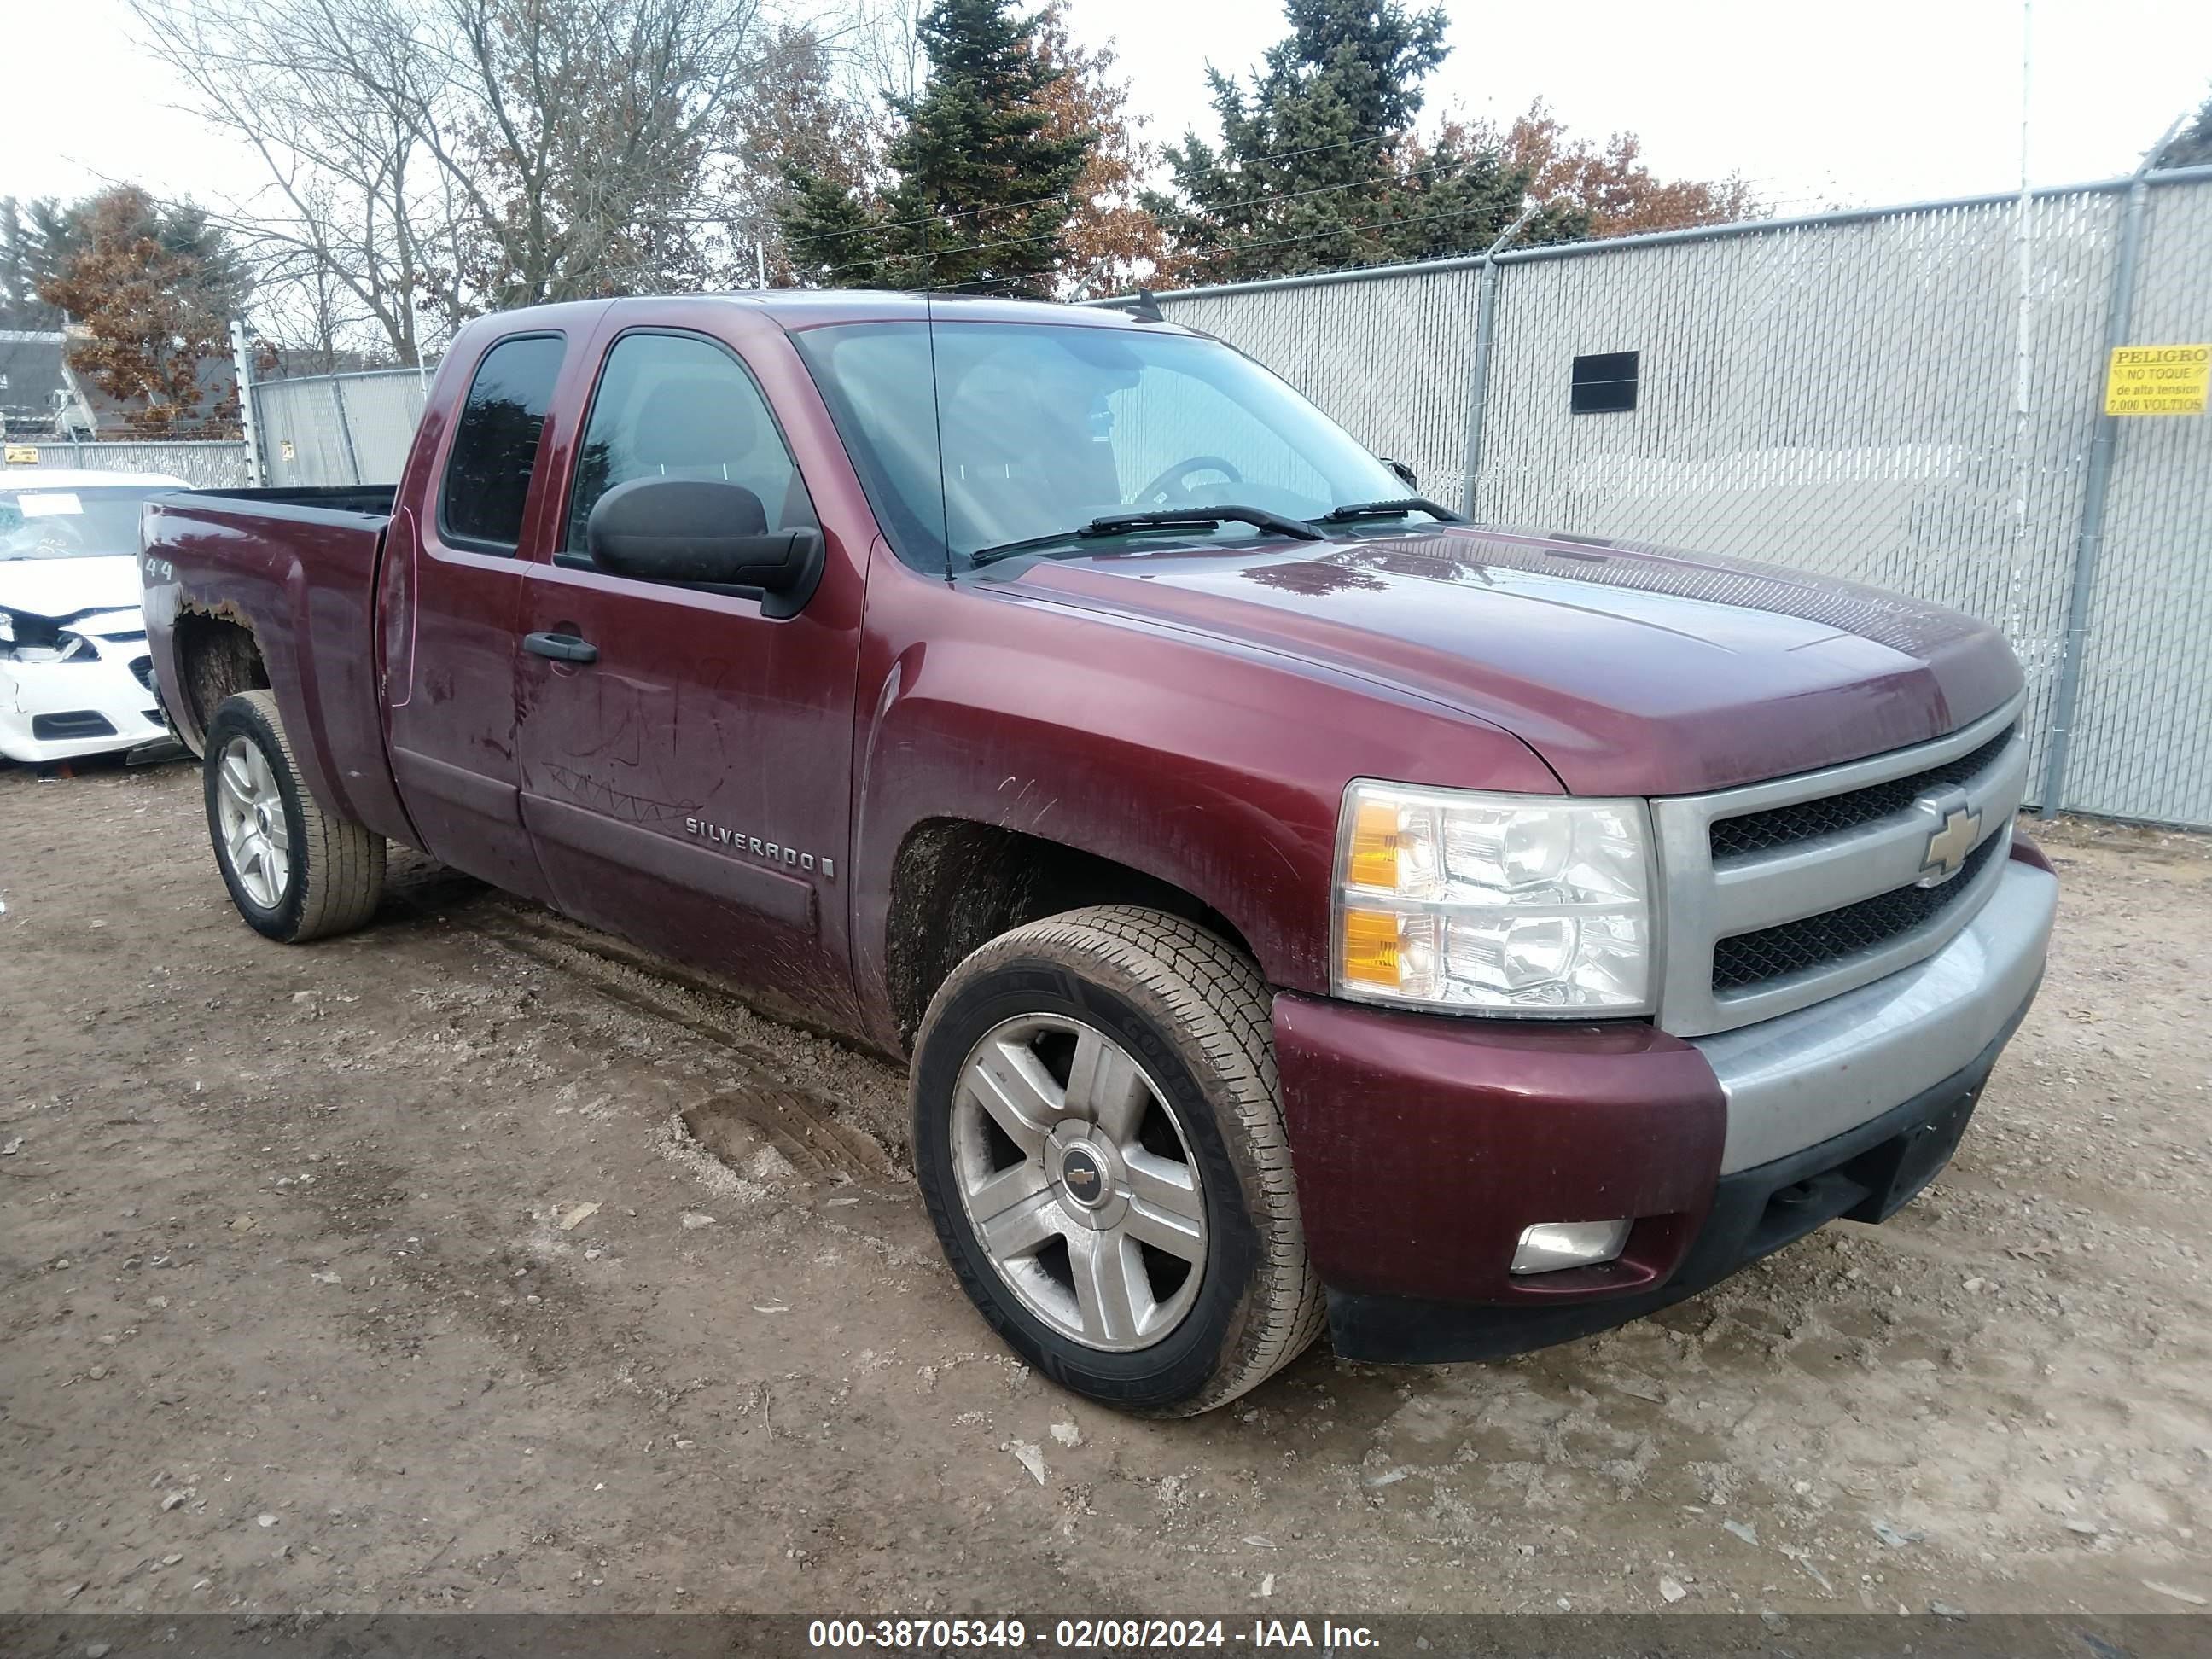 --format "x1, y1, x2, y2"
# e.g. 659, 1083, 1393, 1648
1380, 457, 1417, 491
585, 476, 824, 619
